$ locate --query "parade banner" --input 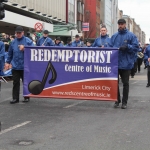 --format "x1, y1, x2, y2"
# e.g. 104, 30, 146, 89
24, 47, 118, 101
